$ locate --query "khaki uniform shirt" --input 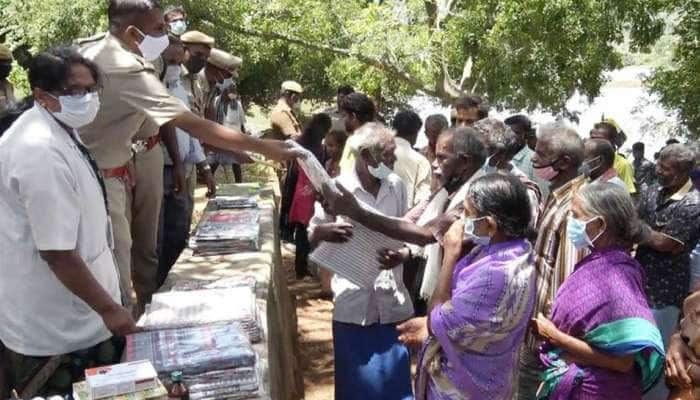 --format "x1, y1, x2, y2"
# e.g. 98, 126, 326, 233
0, 79, 16, 115
182, 68, 211, 118
270, 99, 301, 139
77, 34, 187, 169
